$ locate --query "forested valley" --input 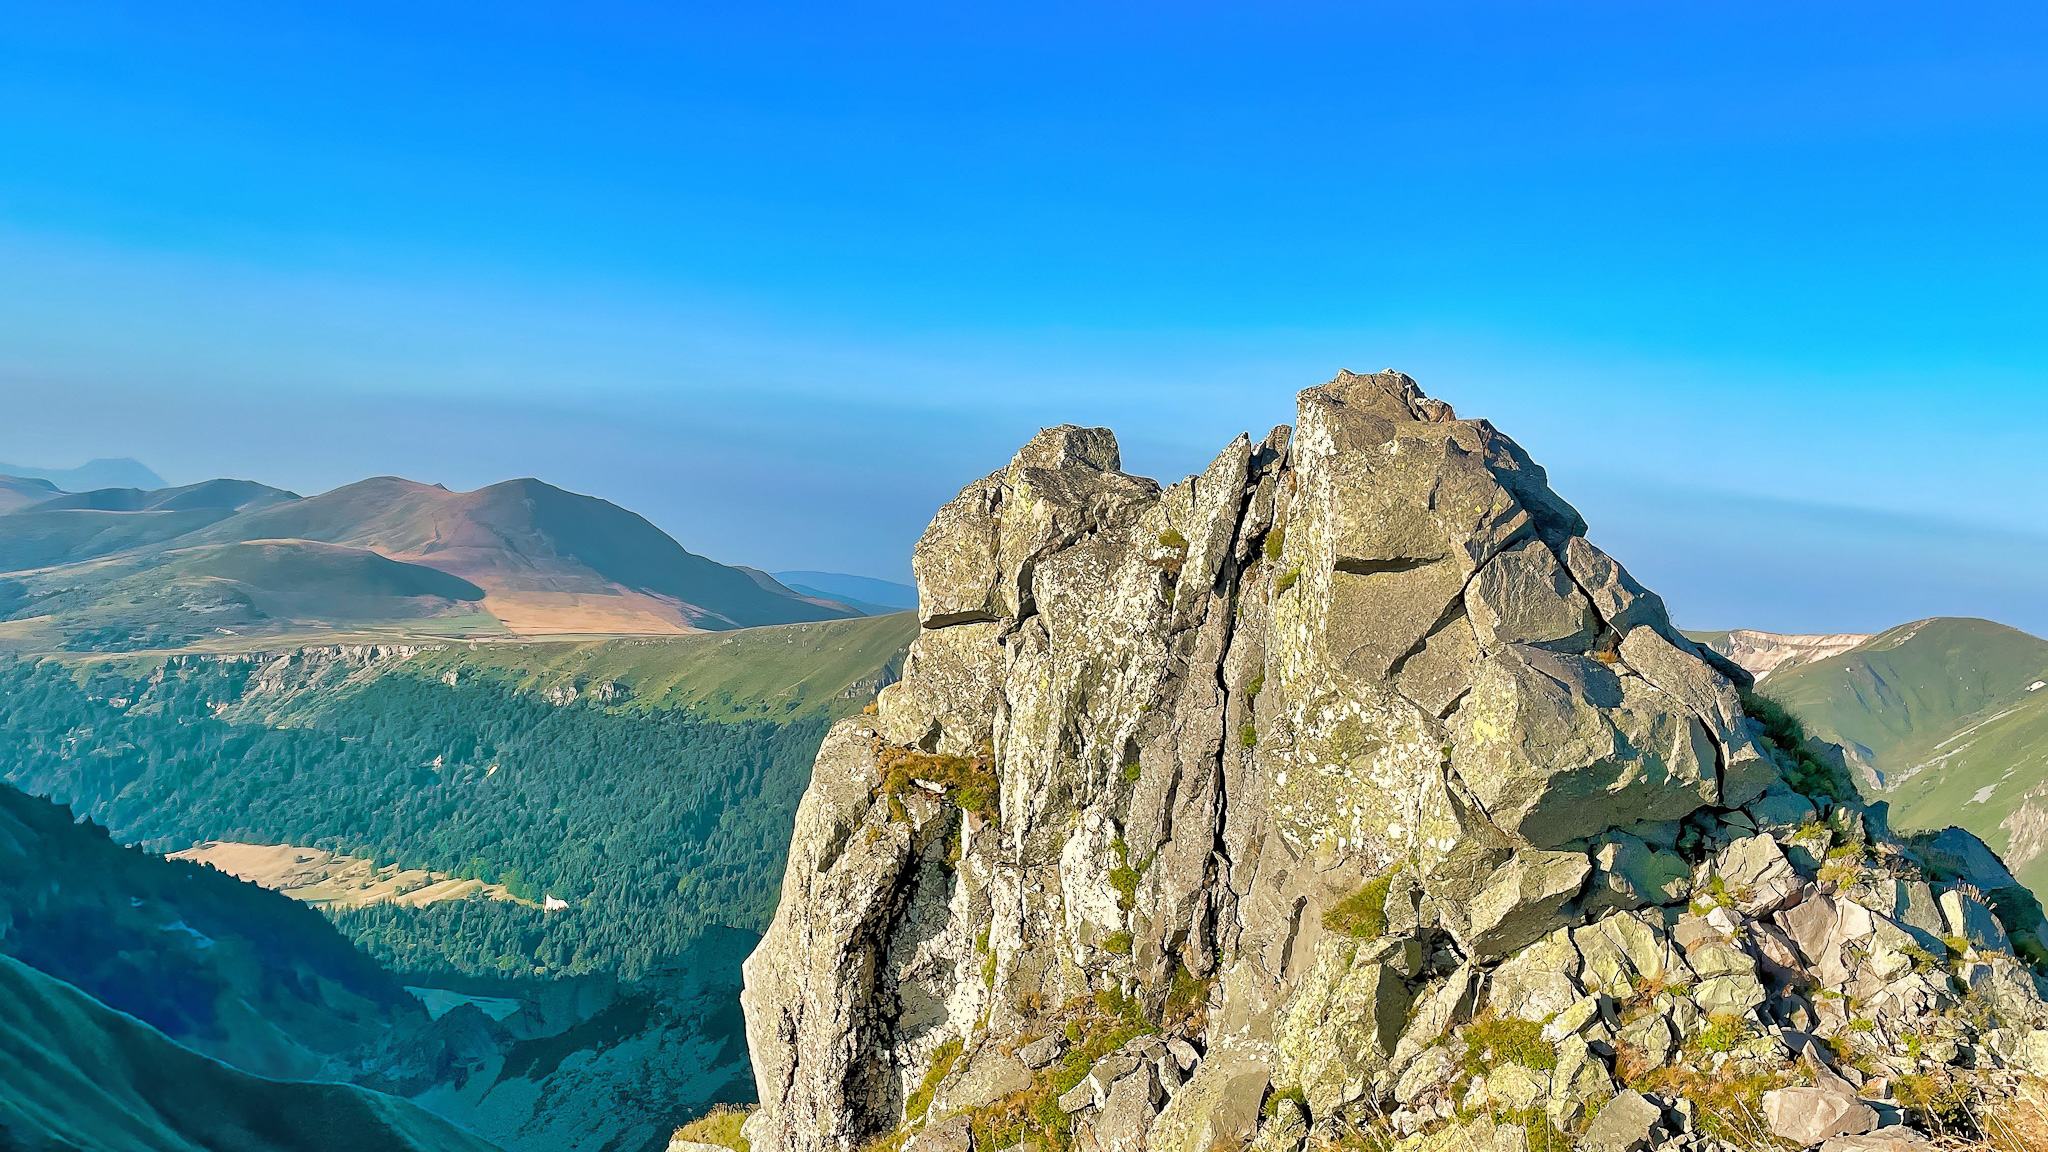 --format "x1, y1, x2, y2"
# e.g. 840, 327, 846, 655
0, 656, 831, 980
